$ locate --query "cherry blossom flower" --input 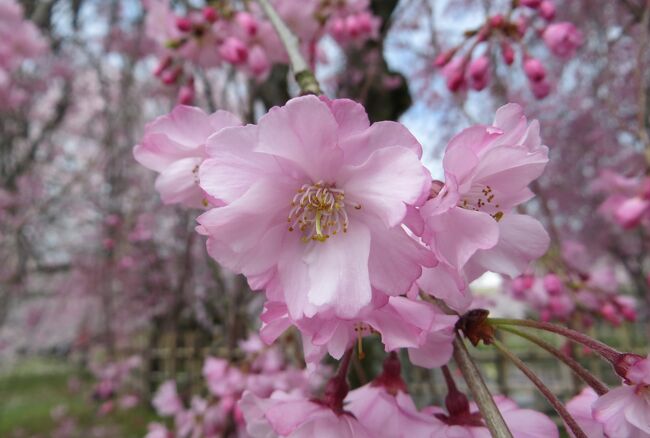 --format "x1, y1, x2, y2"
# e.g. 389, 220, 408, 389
197, 96, 431, 319
133, 105, 241, 207
152, 380, 184, 416
419, 104, 549, 309
240, 390, 373, 437
593, 354, 650, 437
422, 395, 559, 438
259, 296, 456, 366
543, 23, 584, 59
346, 353, 439, 437
566, 387, 606, 438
